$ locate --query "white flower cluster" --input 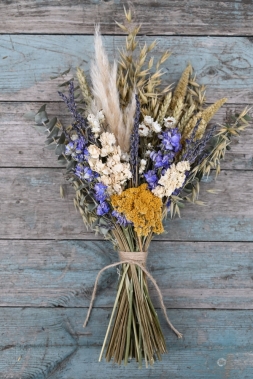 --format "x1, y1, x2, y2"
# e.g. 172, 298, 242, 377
152, 161, 190, 198
88, 132, 132, 195
138, 115, 177, 137
138, 115, 162, 137
87, 110, 105, 137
